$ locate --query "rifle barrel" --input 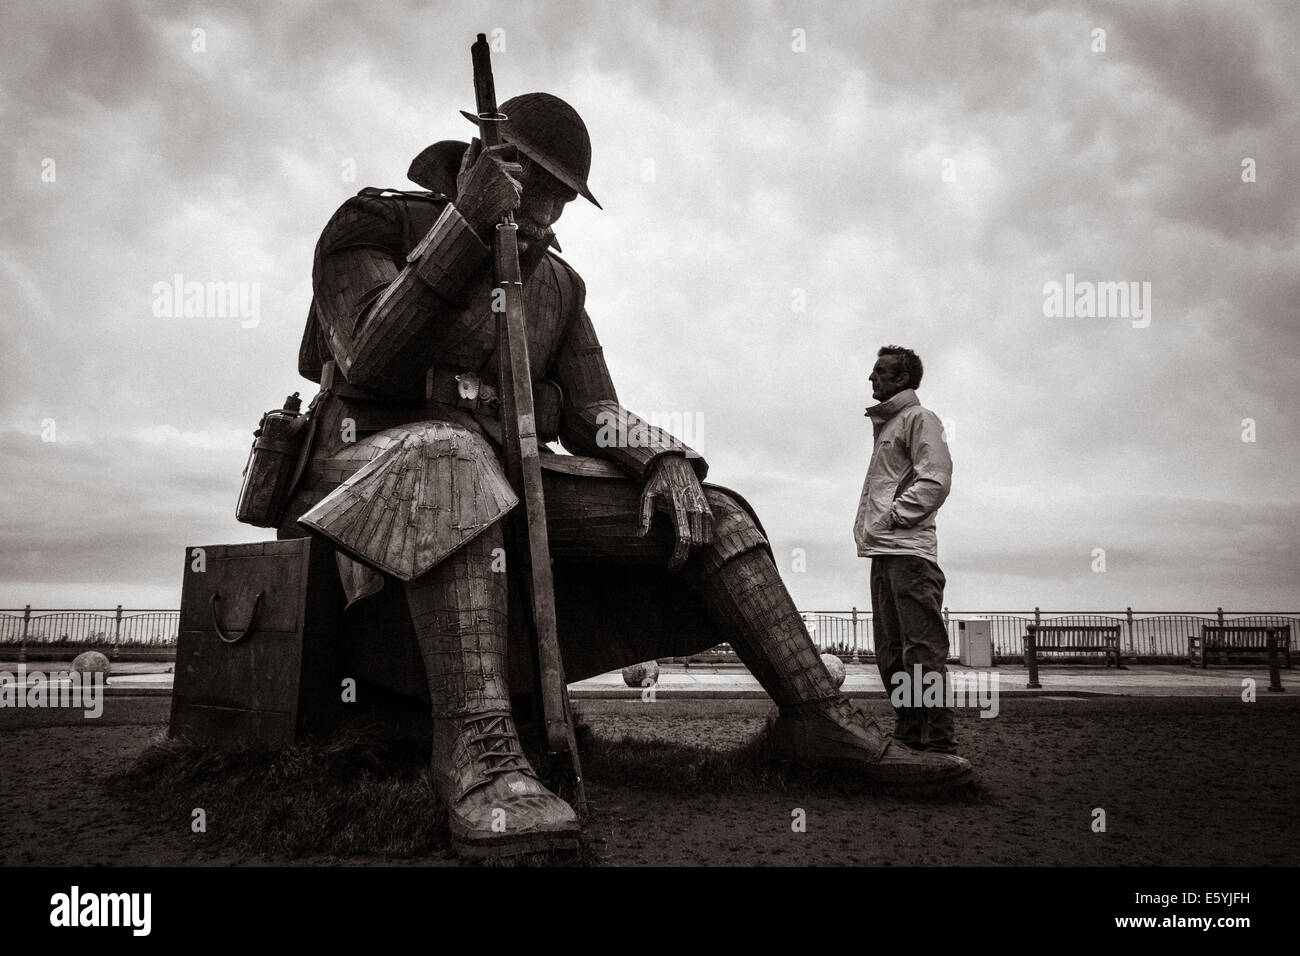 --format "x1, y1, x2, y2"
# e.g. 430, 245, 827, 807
471, 34, 502, 150
467, 33, 586, 810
